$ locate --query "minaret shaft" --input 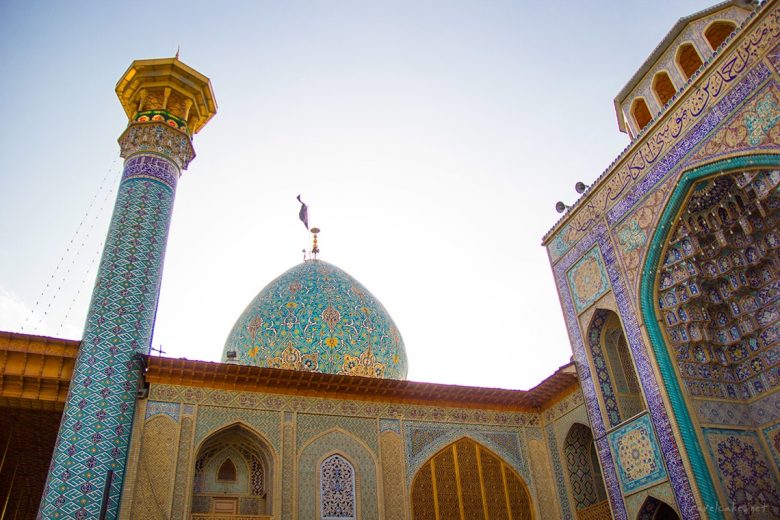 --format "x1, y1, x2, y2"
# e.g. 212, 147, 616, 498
38, 152, 179, 519
38, 57, 216, 520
